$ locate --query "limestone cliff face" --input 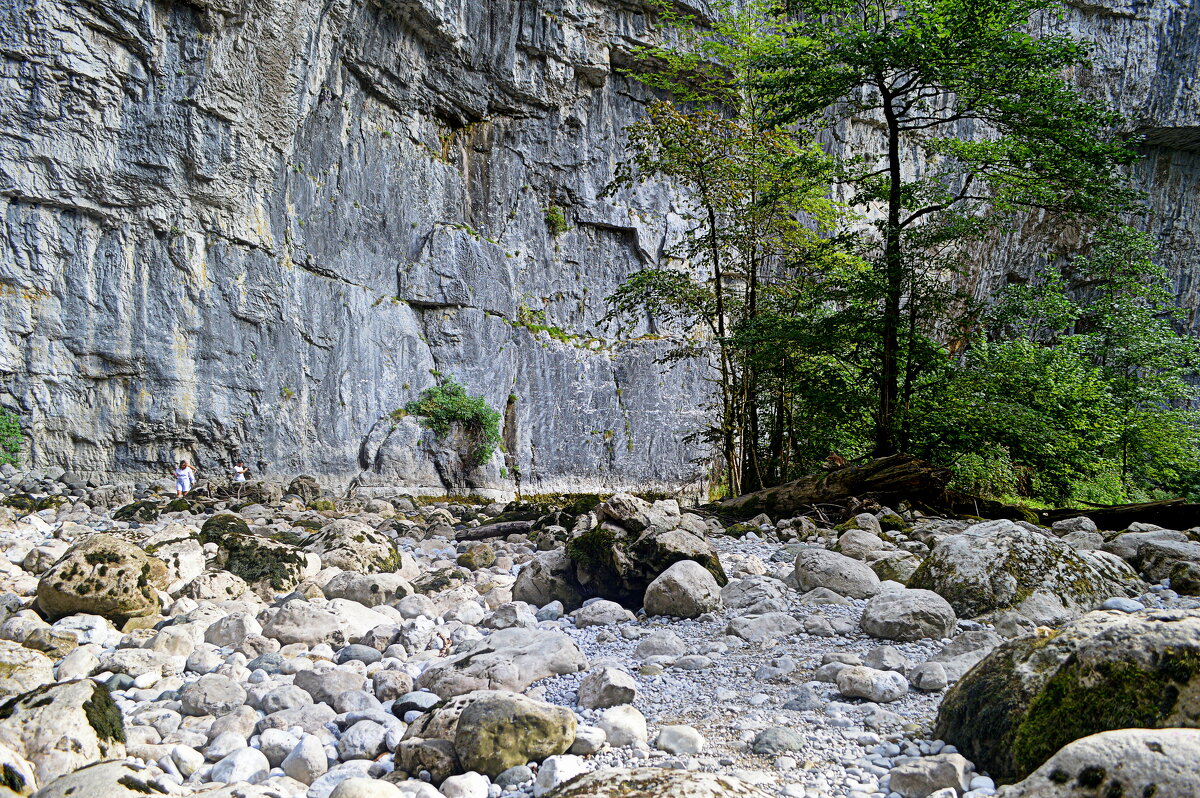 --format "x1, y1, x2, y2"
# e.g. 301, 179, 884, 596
0, 0, 1196, 495
0, 0, 711, 496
